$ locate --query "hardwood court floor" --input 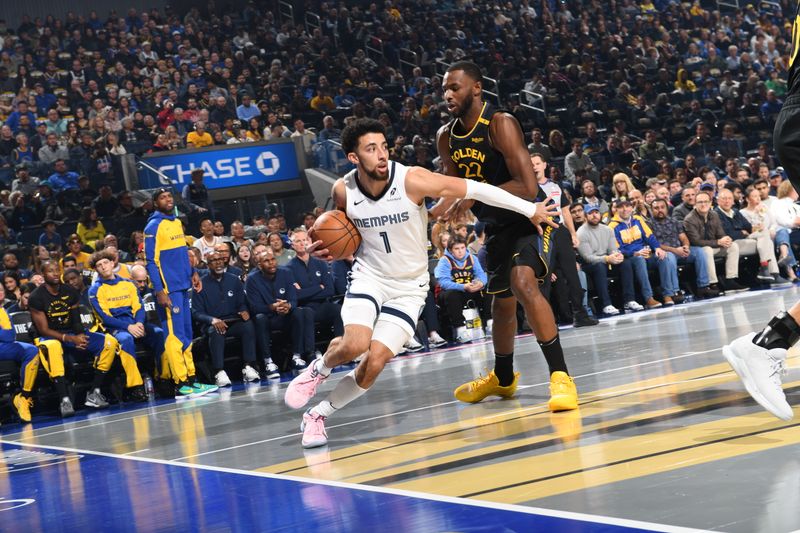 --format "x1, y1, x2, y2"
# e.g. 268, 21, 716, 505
2, 287, 800, 532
